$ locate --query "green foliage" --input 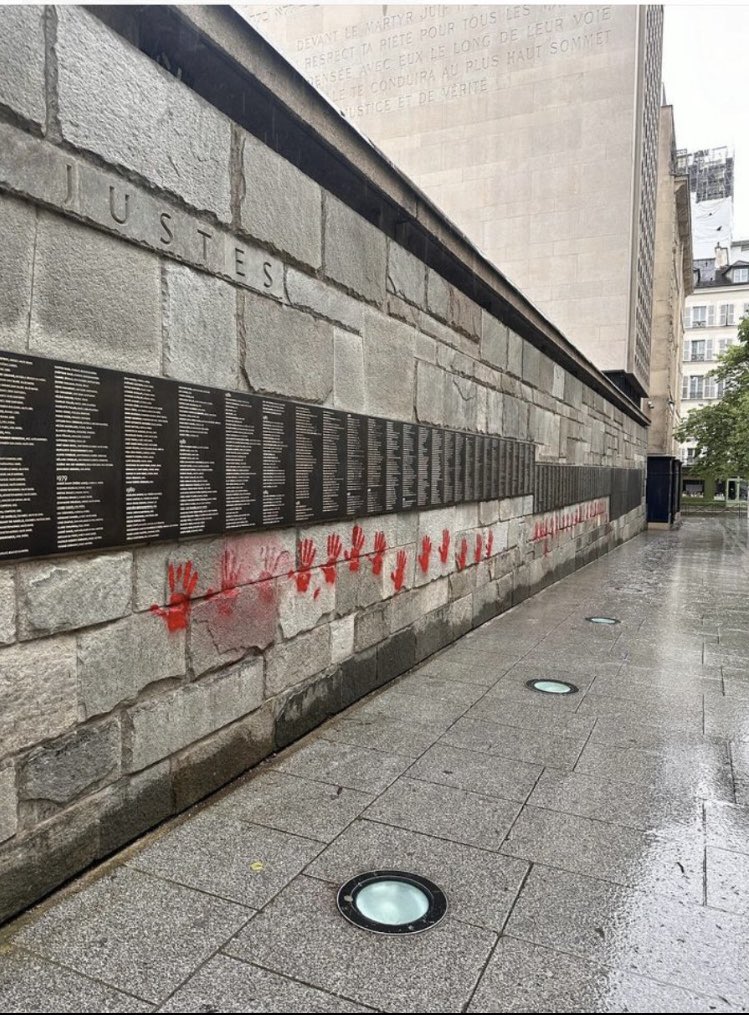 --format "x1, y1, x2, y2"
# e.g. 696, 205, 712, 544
676, 314, 749, 477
